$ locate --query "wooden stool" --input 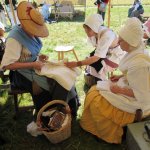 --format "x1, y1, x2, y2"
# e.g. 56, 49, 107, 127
54, 46, 79, 61
8, 87, 34, 115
